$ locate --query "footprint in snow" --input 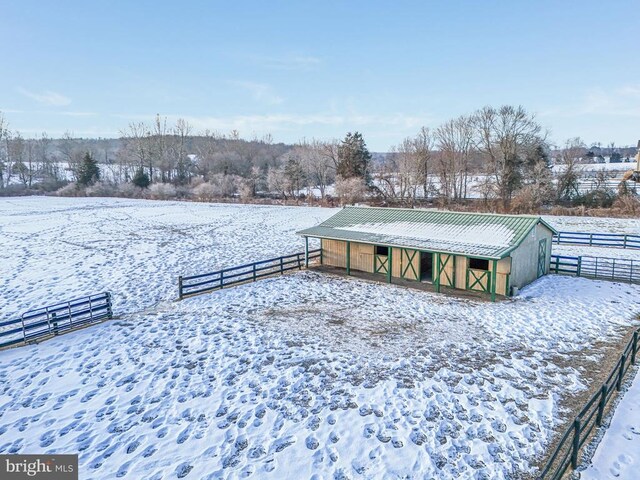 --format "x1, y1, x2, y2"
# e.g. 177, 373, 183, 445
116, 460, 132, 478
272, 435, 296, 453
